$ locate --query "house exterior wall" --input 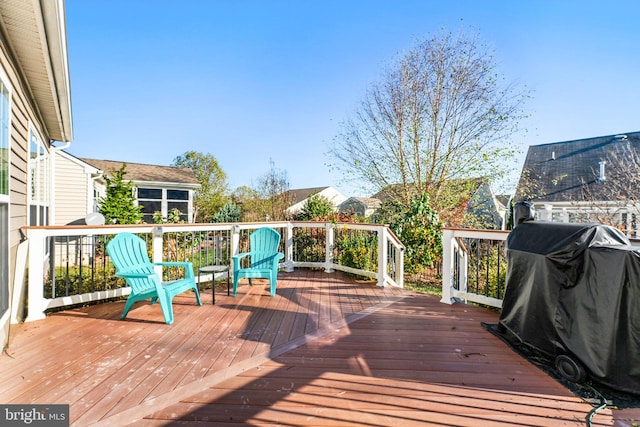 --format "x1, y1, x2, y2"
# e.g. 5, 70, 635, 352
318, 187, 347, 209
53, 152, 95, 225
286, 187, 347, 216
466, 183, 504, 230
0, 36, 52, 350
339, 199, 366, 216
